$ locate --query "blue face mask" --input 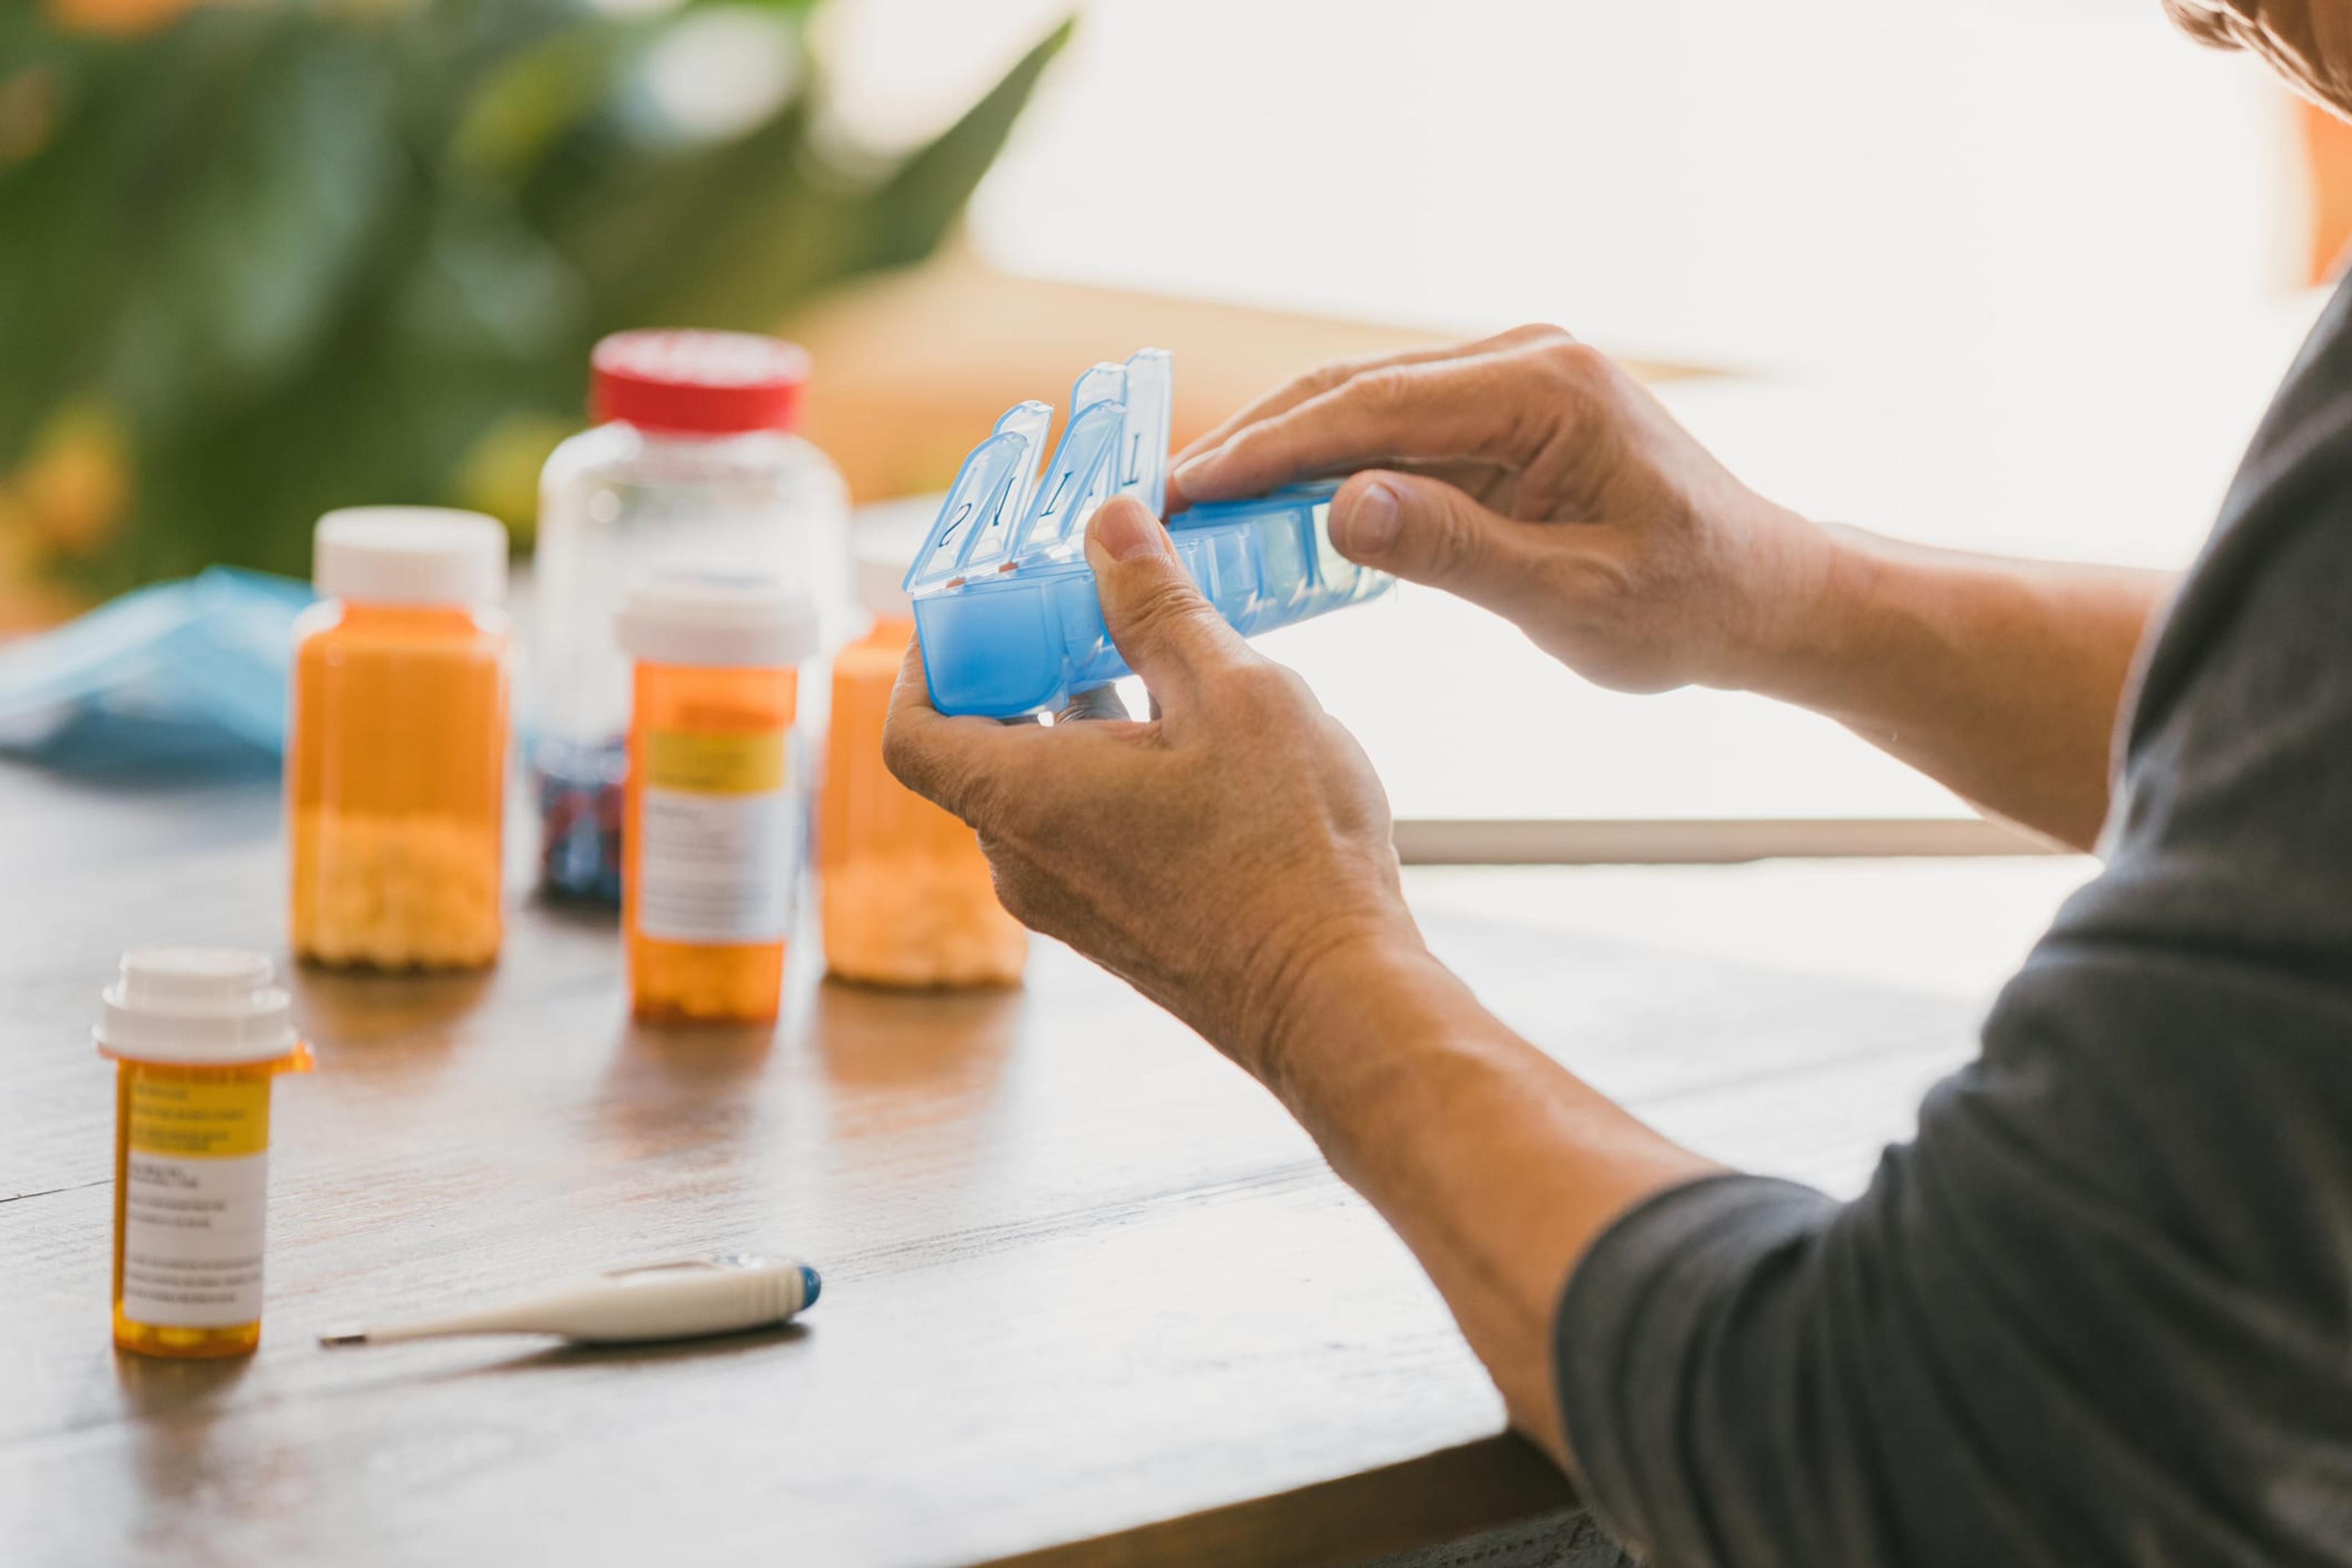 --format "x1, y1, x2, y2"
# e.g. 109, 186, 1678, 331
0, 567, 313, 775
